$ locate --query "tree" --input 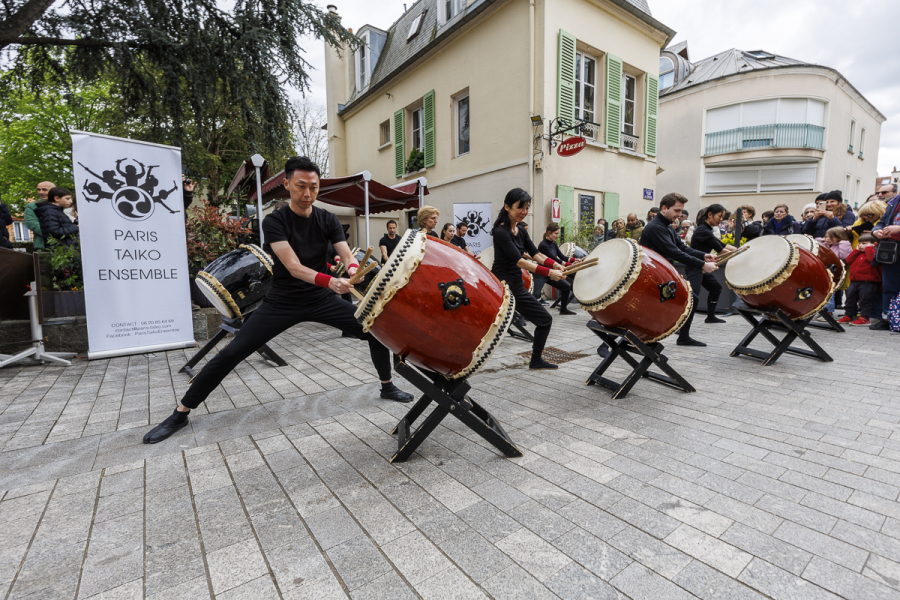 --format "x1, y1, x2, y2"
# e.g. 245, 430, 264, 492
293, 98, 329, 177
